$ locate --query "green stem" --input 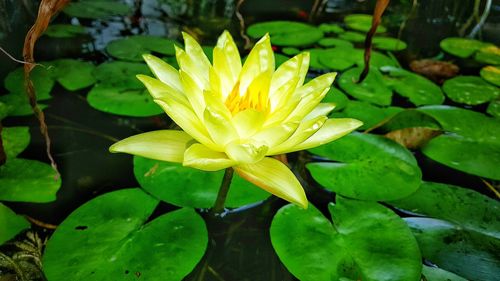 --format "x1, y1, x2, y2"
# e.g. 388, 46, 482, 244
211, 167, 234, 215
